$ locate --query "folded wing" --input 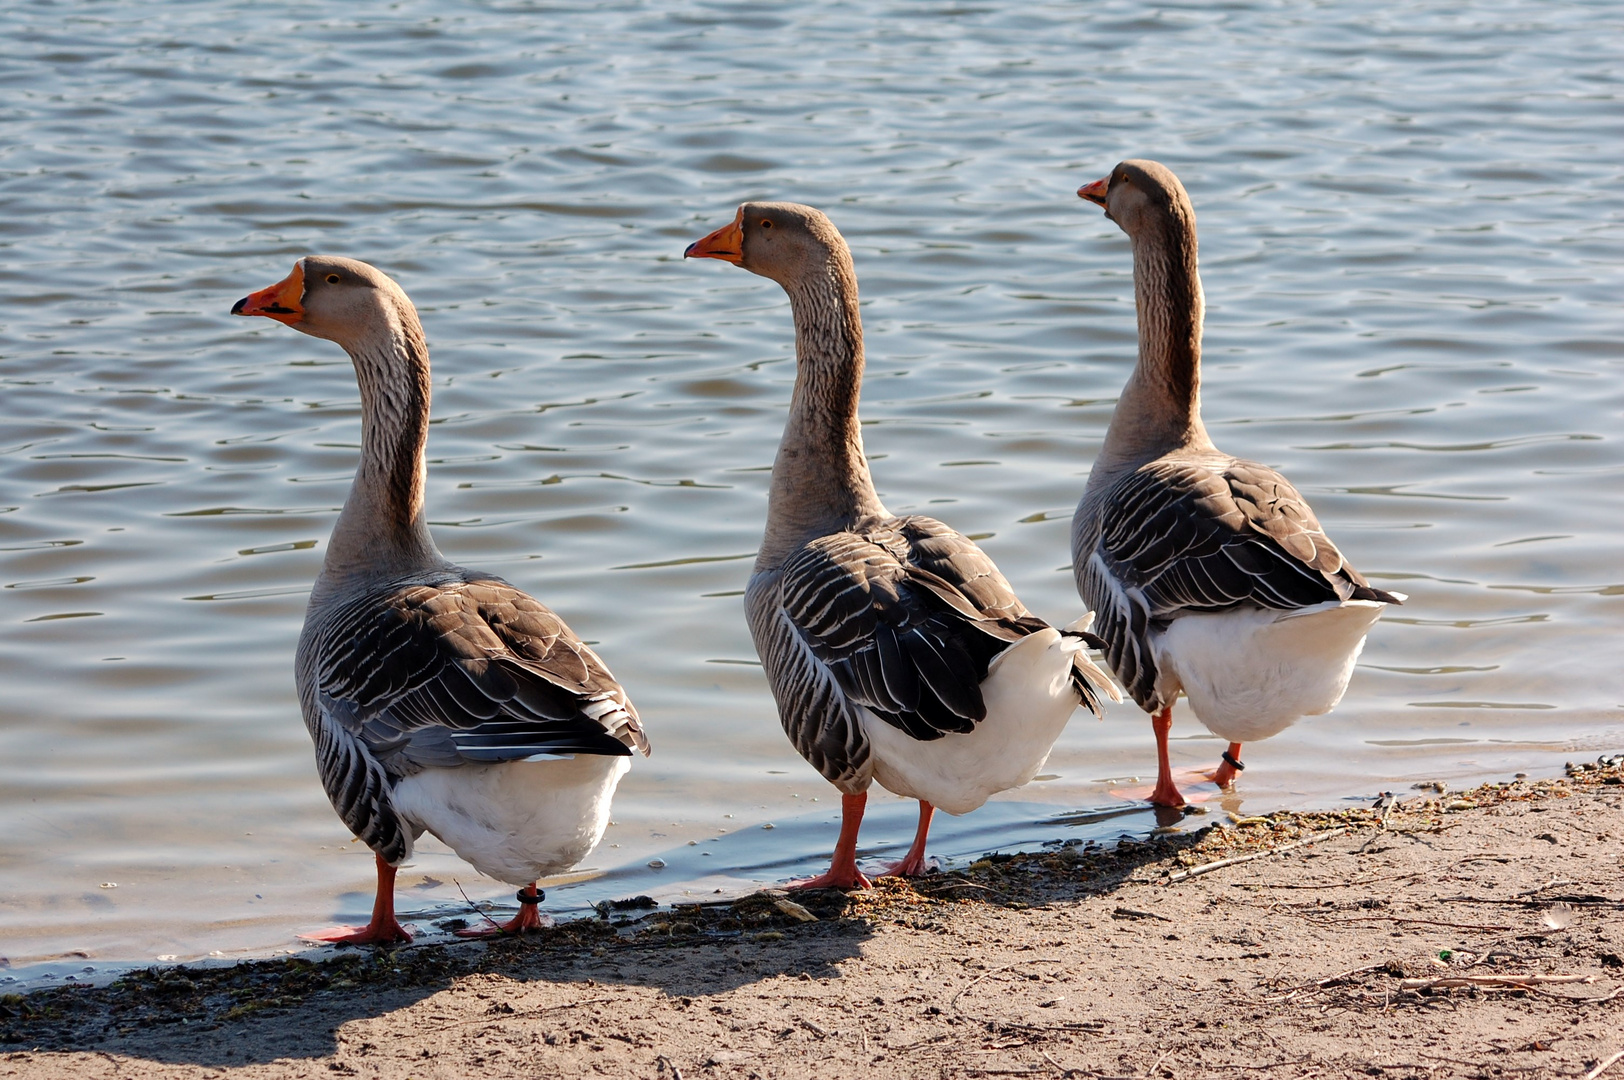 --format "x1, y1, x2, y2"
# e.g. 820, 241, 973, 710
759, 516, 1111, 791
1080, 458, 1401, 708
305, 572, 648, 858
